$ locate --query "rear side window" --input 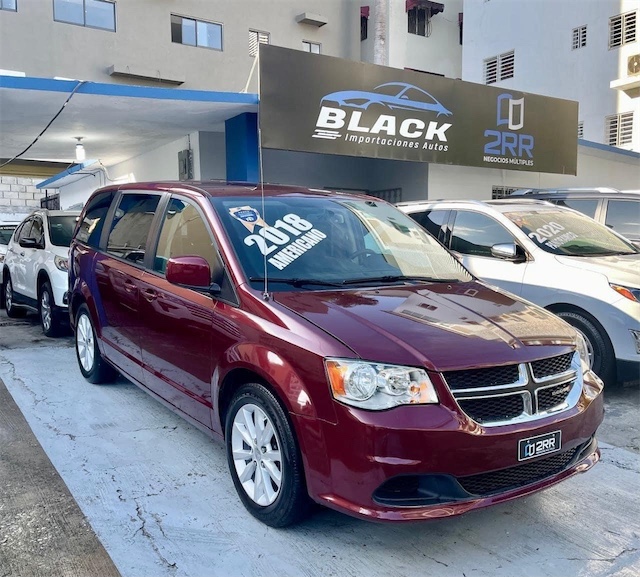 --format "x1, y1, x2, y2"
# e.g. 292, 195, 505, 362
409, 209, 449, 241
450, 211, 514, 257
605, 200, 640, 238
555, 198, 598, 219
107, 193, 160, 262
76, 190, 115, 248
